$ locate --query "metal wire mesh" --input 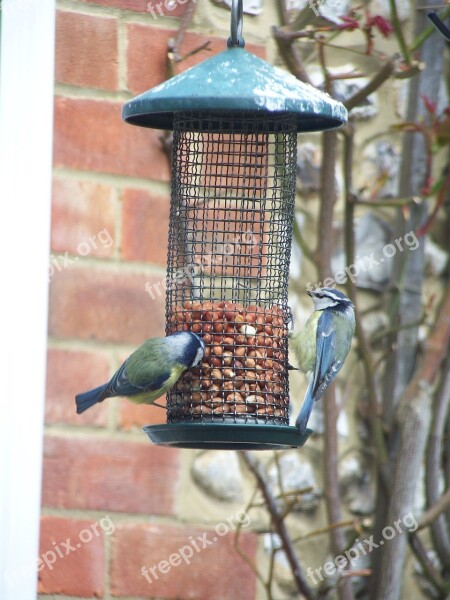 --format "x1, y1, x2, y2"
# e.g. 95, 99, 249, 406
166, 111, 296, 424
